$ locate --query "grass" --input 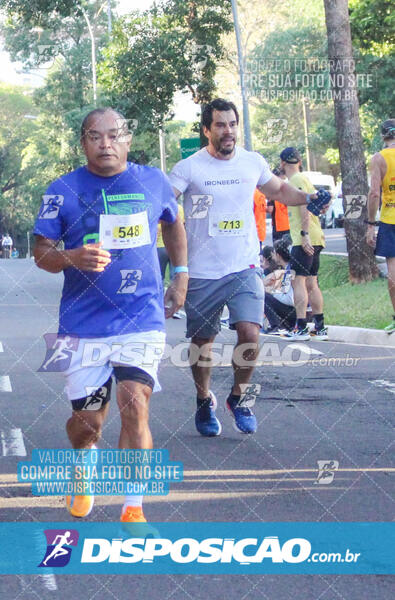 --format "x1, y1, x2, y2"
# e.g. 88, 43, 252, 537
319, 255, 392, 329
165, 253, 392, 329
